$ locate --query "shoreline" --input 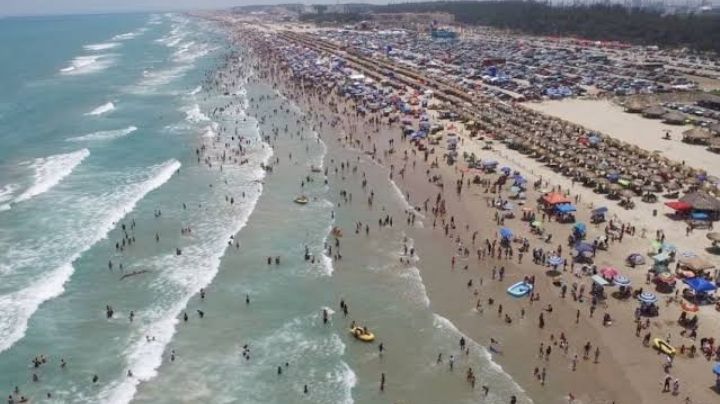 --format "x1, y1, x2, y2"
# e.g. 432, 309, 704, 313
230, 20, 720, 404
